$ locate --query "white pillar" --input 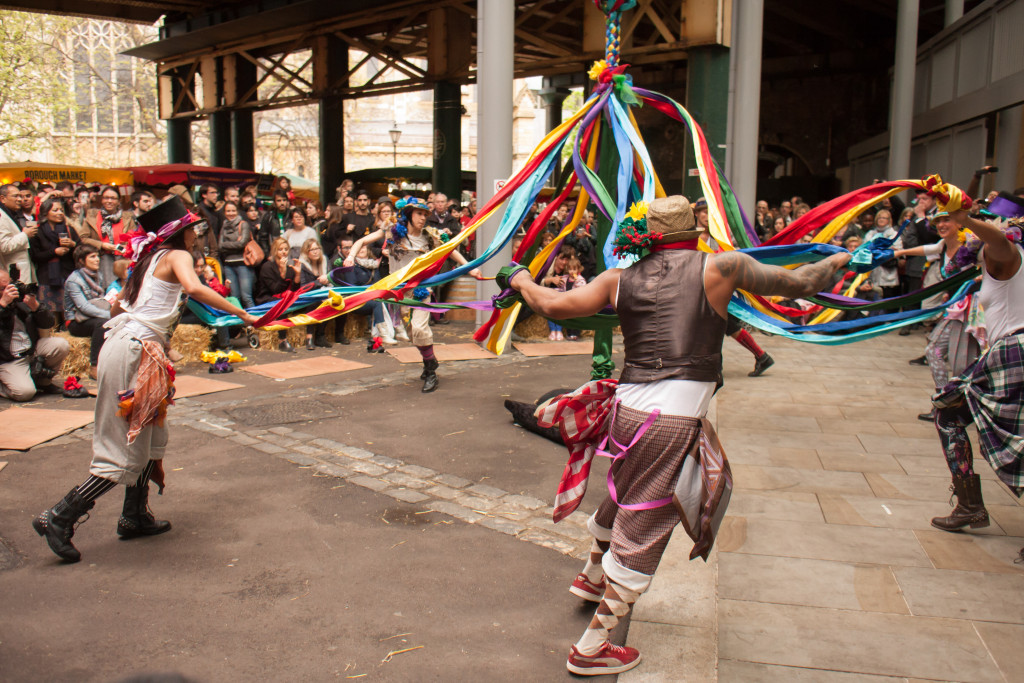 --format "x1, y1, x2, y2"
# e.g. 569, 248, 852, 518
724, 0, 740, 179
730, 0, 763, 217
475, 0, 514, 325
945, 0, 964, 26
888, 0, 919, 180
